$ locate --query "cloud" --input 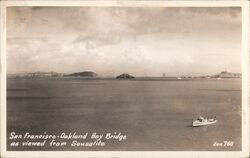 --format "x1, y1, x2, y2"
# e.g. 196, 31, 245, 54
73, 34, 122, 49
7, 7, 241, 75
